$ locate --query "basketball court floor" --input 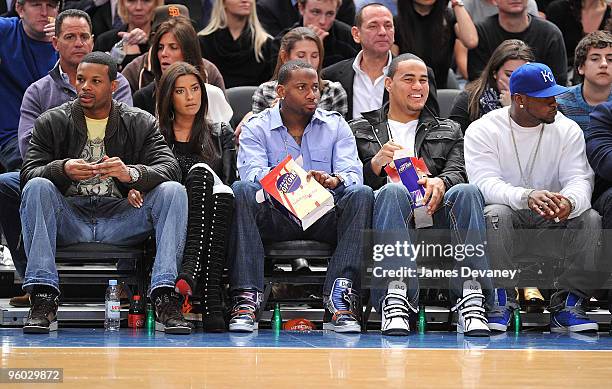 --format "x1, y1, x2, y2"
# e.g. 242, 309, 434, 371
2, 328, 611, 388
